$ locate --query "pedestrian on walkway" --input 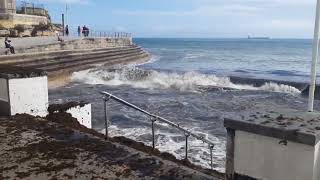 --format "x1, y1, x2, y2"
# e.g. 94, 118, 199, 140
78, 26, 81, 37
4, 37, 15, 54
65, 25, 69, 36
